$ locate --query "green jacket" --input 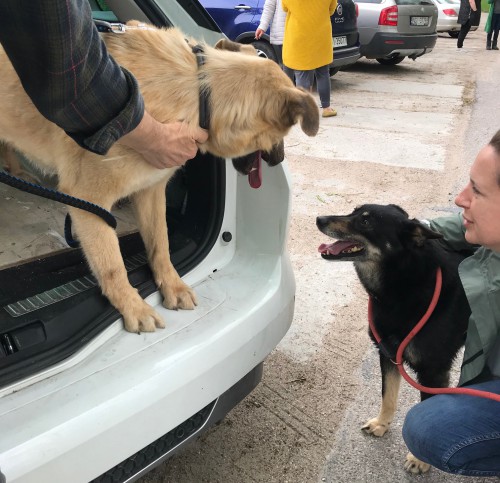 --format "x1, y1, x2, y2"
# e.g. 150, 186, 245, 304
485, 0, 494, 33
430, 214, 500, 386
